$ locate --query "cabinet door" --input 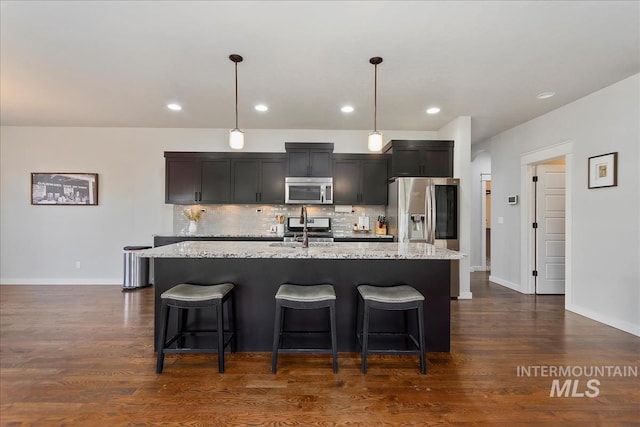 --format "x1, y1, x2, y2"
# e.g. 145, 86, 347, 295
287, 150, 310, 177
166, 158, 199, 204
232, 159, 260, 203
259, 159, 286, 203
200, 159, 231, 203
309, 150, 333, 177
360, 159, 388, 205
392, 148, 422, 177
422, 148, 453, 177
333, 159, 360, 204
